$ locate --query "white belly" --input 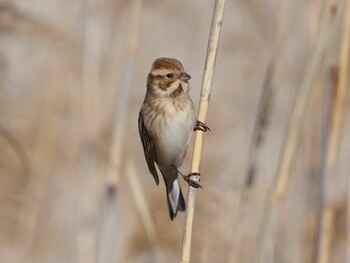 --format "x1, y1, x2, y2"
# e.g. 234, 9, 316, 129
154, 104, 196, 167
